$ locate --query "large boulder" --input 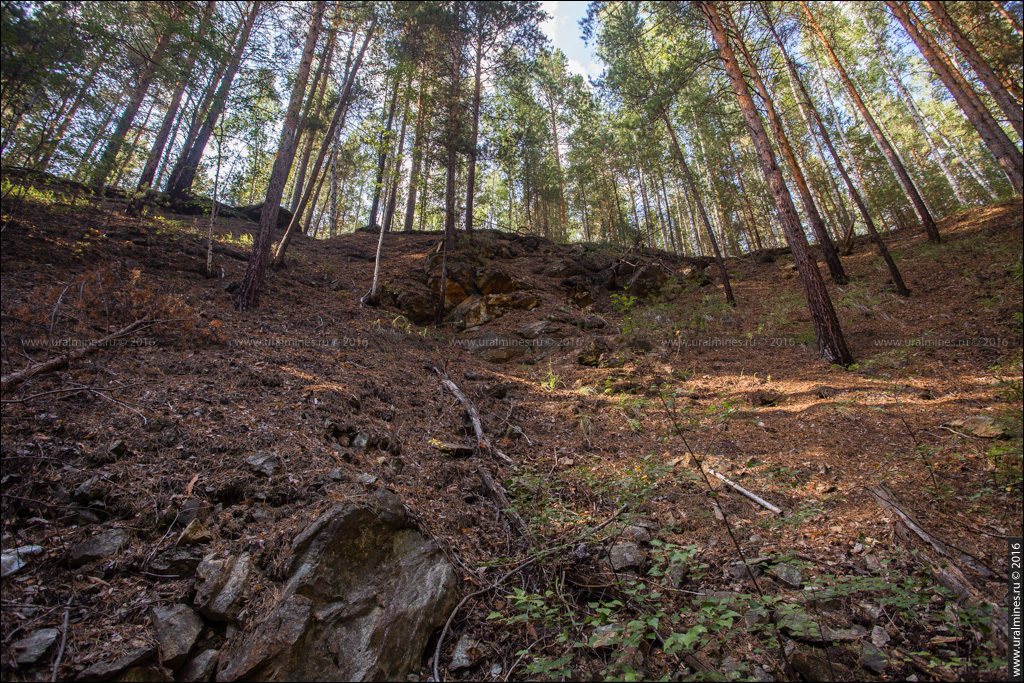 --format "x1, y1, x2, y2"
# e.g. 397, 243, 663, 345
216, 492, 457, 682
233, 203, 295, 231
